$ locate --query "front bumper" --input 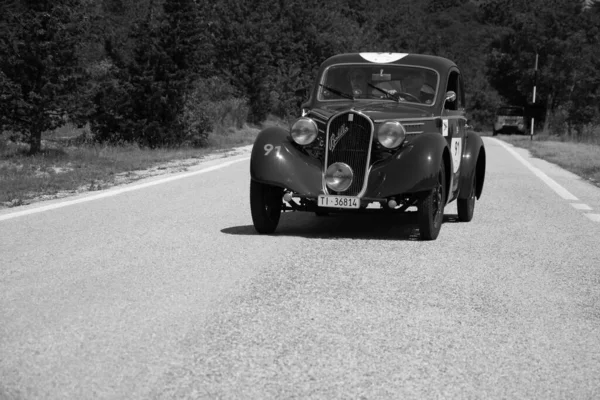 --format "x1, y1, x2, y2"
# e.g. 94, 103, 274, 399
494, 123, 526, 134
